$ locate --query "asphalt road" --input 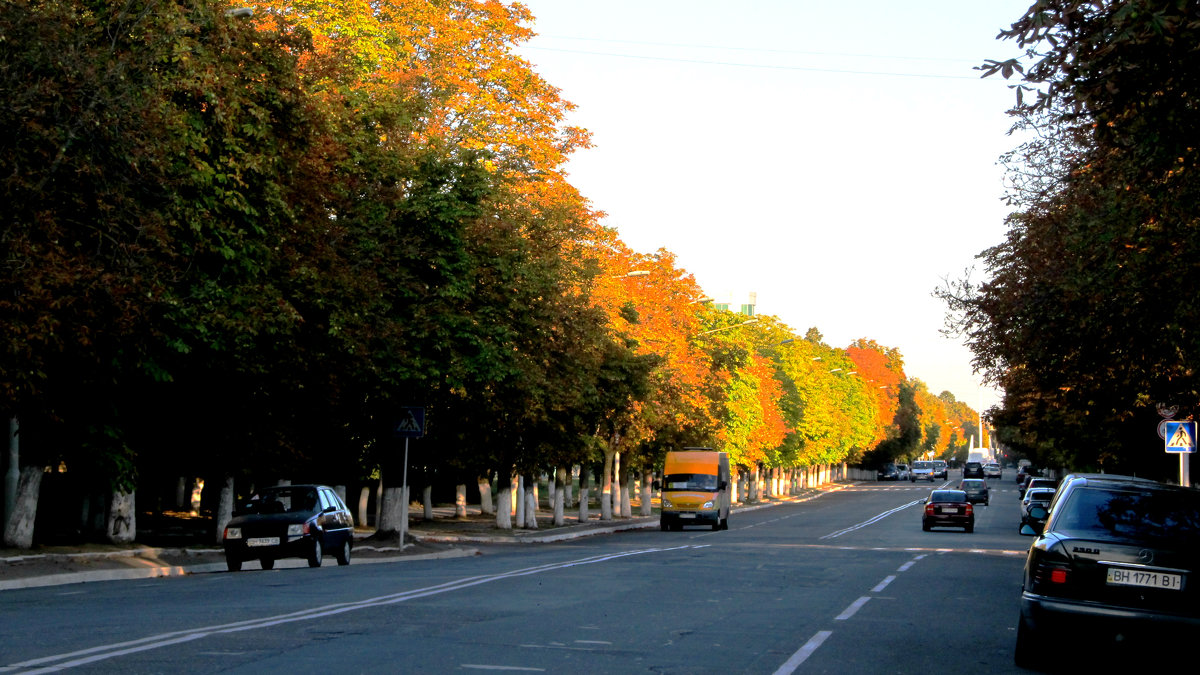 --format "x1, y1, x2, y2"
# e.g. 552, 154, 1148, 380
0, 472, 1037, 674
